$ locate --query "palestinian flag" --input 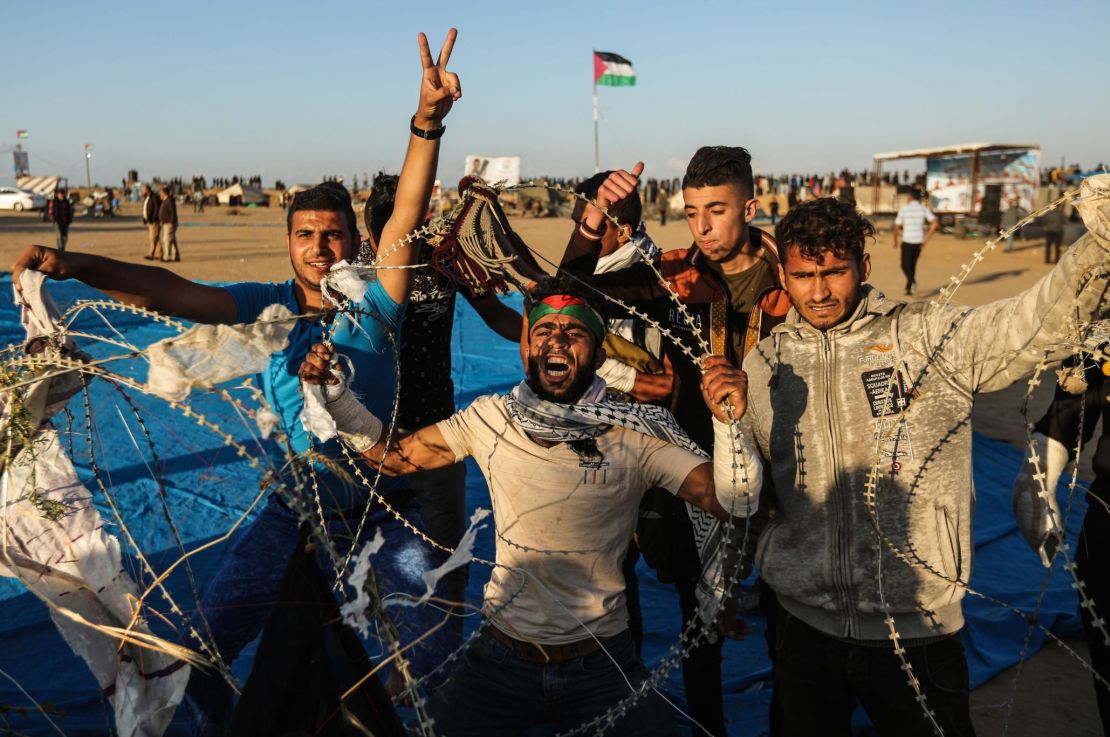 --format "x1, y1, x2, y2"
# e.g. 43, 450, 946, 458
593, 52, 635, 87
16, 130, 28, 139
